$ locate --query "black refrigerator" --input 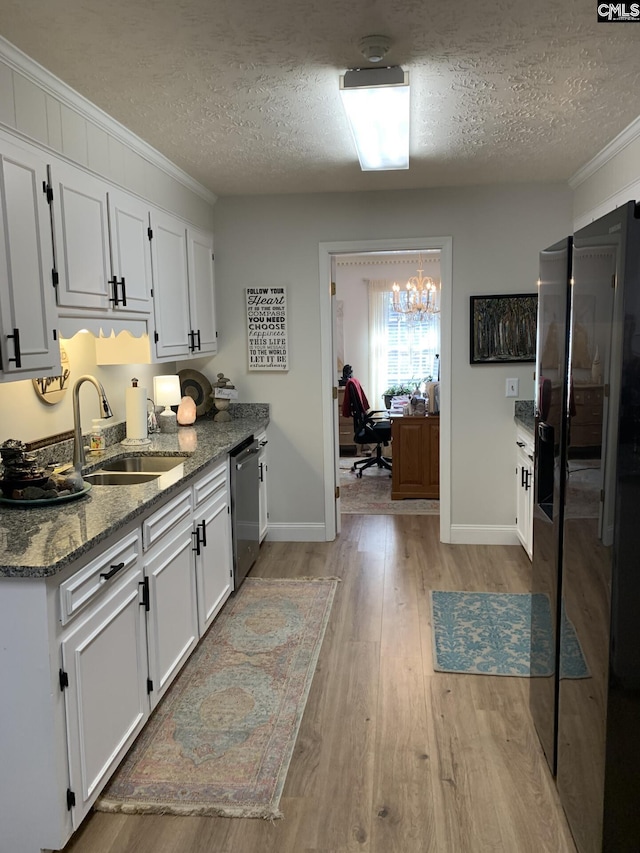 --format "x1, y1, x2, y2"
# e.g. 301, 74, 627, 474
530, 201, 640, 853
